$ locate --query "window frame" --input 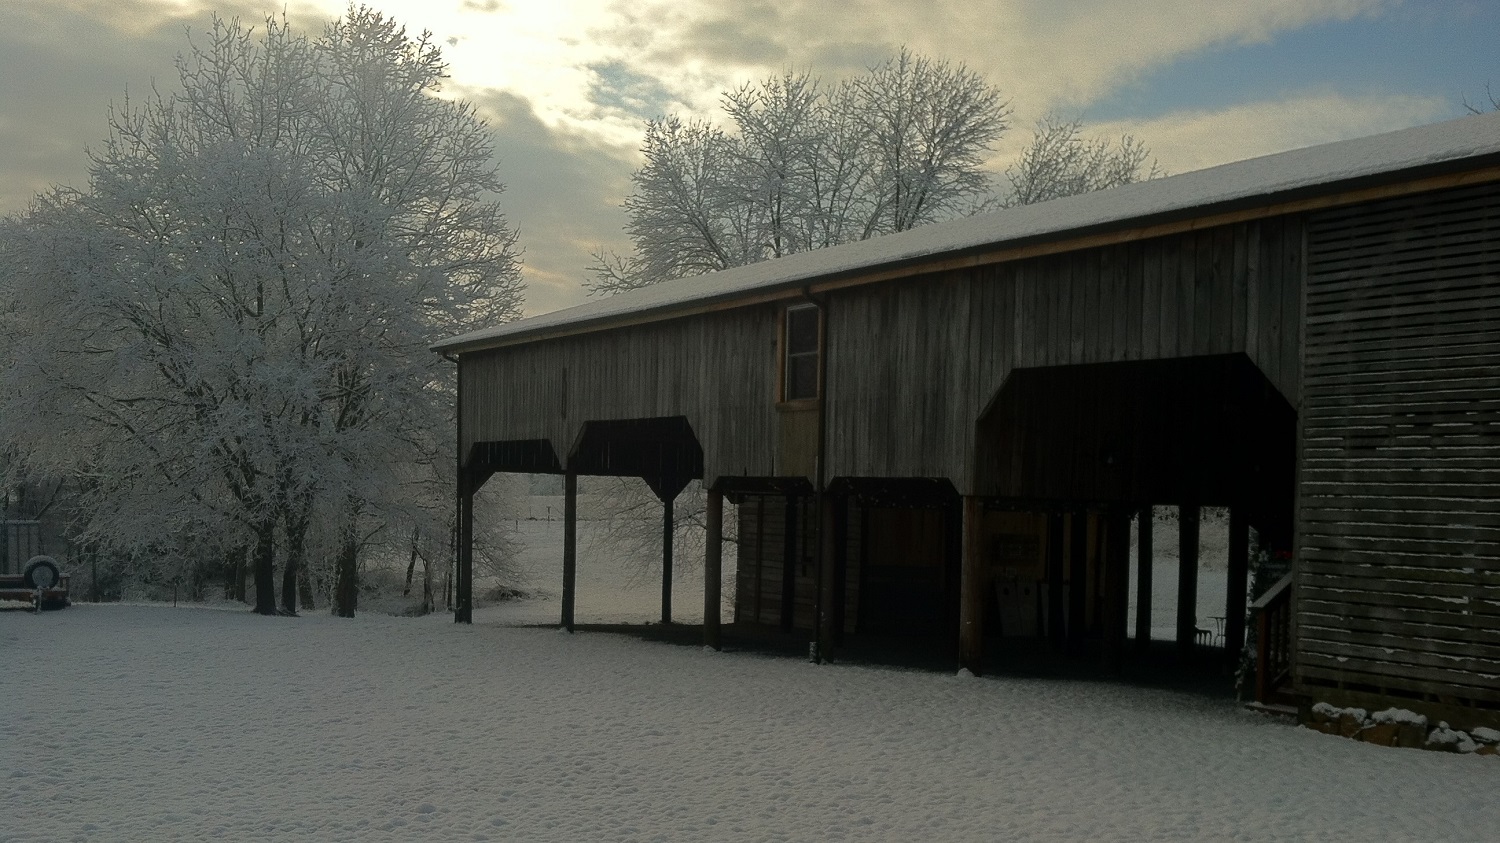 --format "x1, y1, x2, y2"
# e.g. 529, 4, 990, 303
780, 302, 822, 403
